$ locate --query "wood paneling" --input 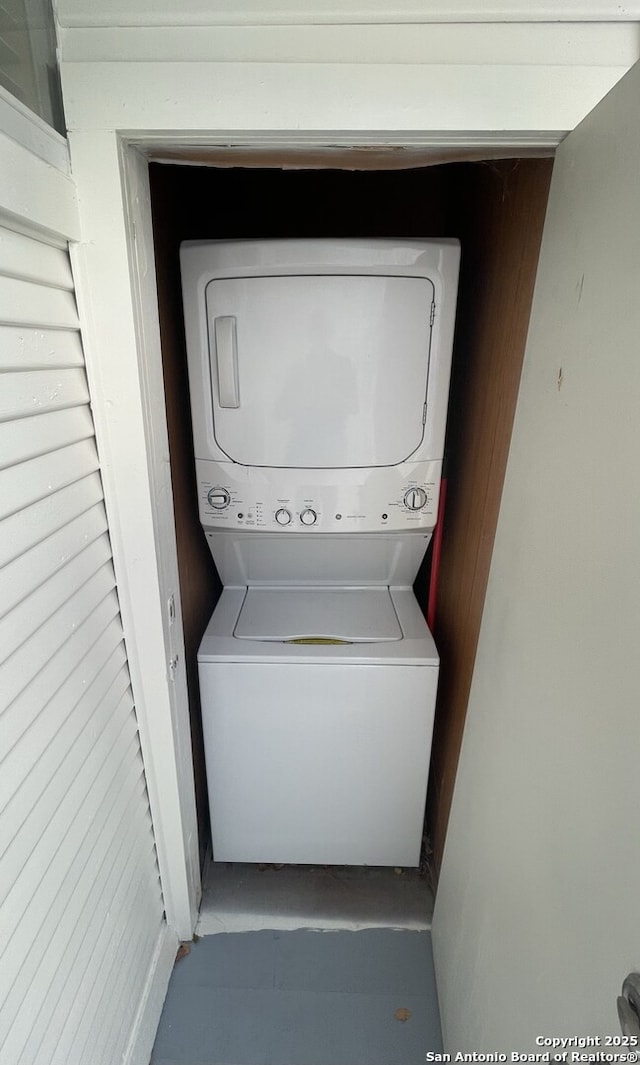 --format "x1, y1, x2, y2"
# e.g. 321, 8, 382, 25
428, 158, 553, 870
